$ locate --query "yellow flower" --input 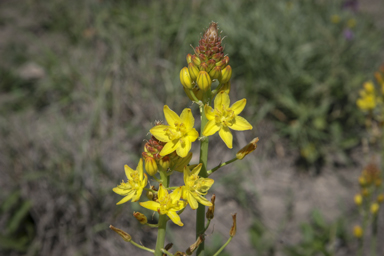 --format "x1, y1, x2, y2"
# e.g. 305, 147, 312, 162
353, 225, 363, 238
140, 185, 187, 226
182, 164, 214, 210
150, 105, 199, 157
113, 159, 148, 205
203, 91, 253, 148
